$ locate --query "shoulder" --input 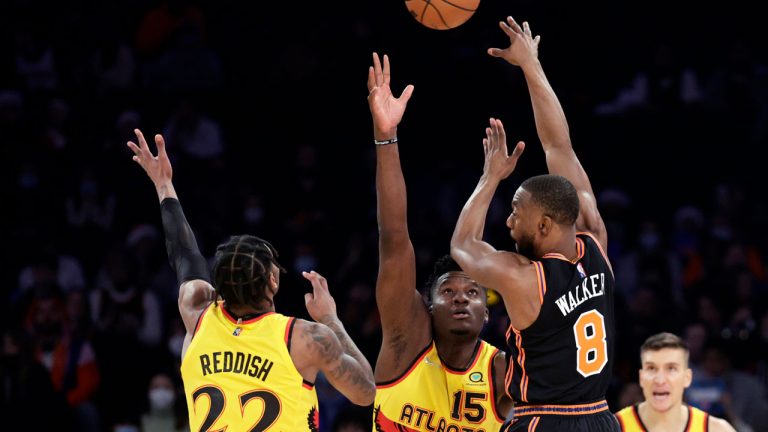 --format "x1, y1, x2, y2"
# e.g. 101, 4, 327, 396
491, 348, 507, 384
614, 404, 635, 418
178, 279, 215, 333
492, 347, 506, 368
708, 415, 737, 432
